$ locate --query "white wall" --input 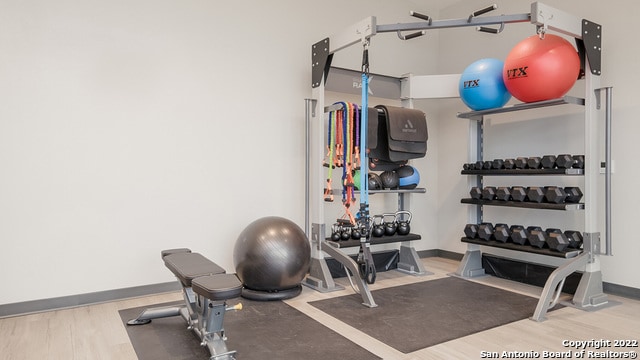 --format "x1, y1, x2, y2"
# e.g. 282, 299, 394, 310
0, 0, 441, 305
435, 0, 640, 290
